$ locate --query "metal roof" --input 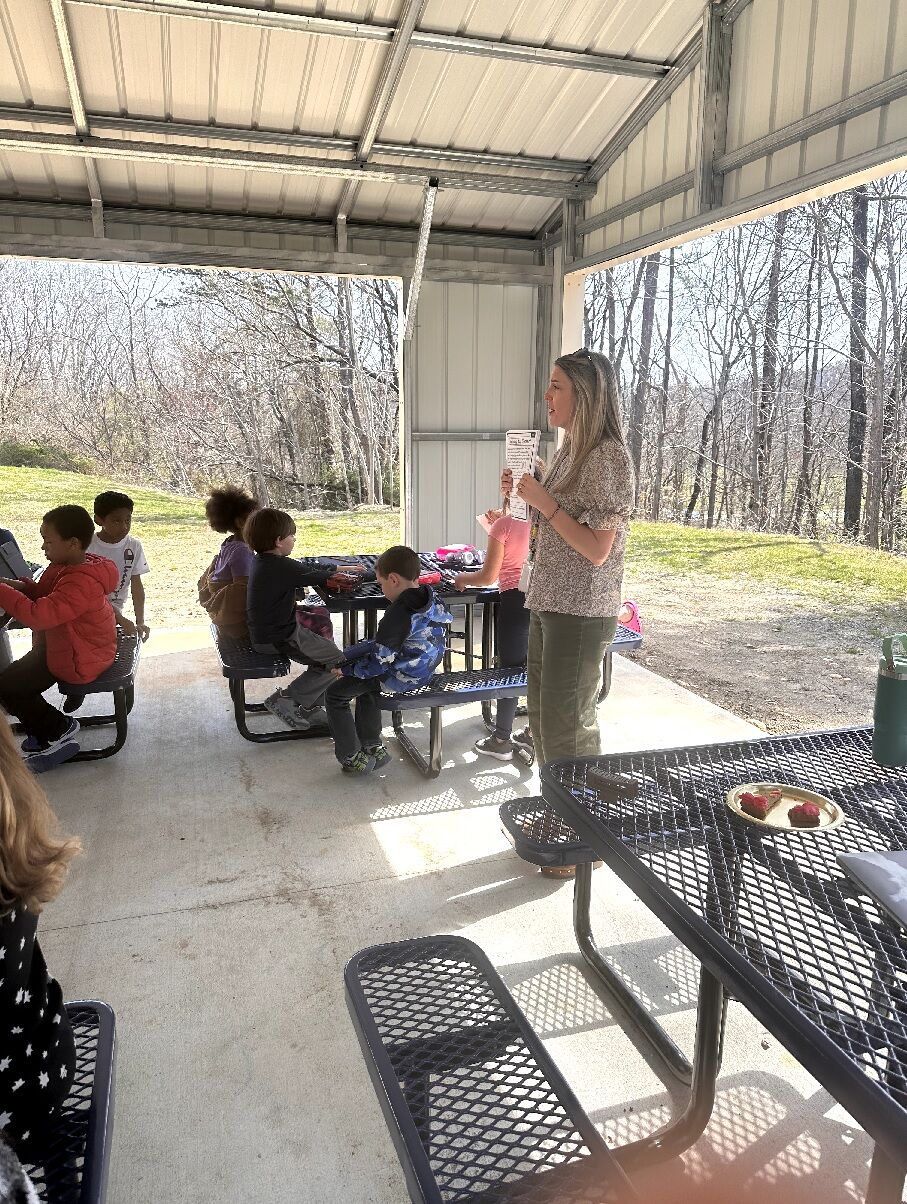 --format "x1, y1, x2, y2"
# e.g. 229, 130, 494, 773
0, 0, 904, 279
0, 0, 702, 249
